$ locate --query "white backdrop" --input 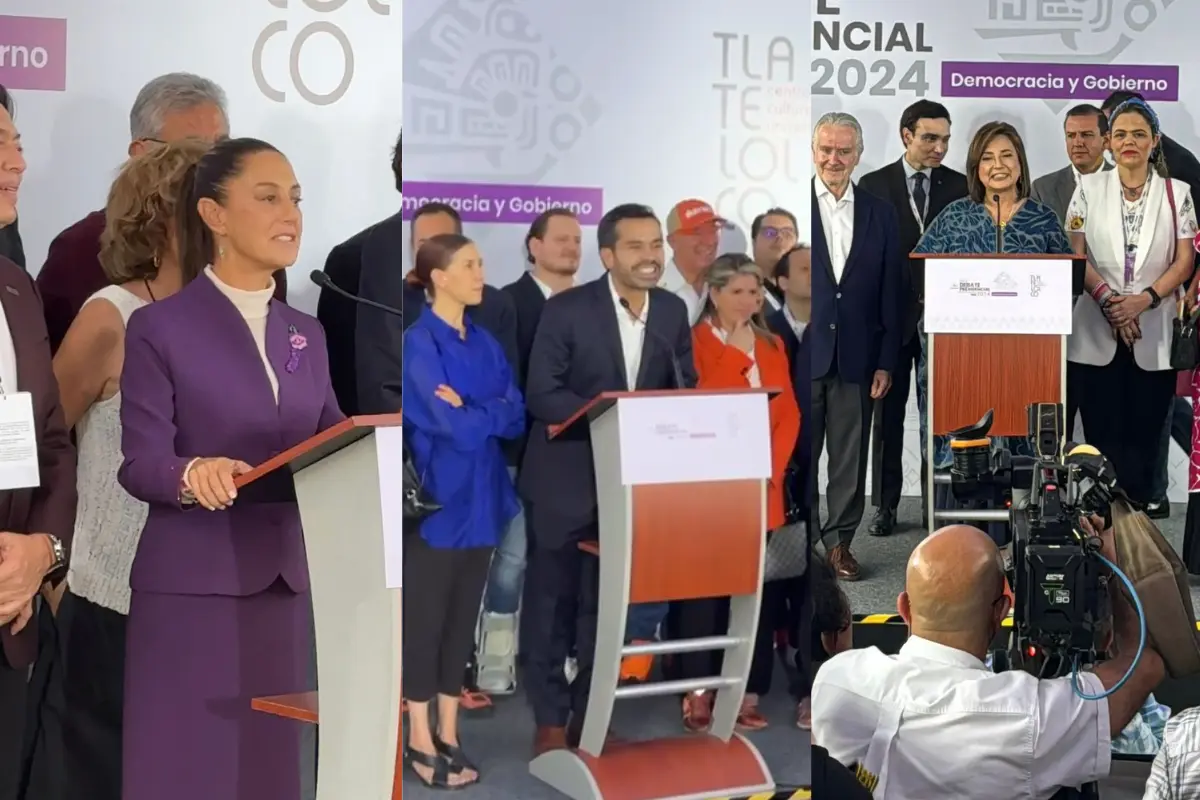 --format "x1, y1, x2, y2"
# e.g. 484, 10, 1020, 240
1, 0, 402, 314
402, 0, 810, 286
812, 0, 1195, 503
